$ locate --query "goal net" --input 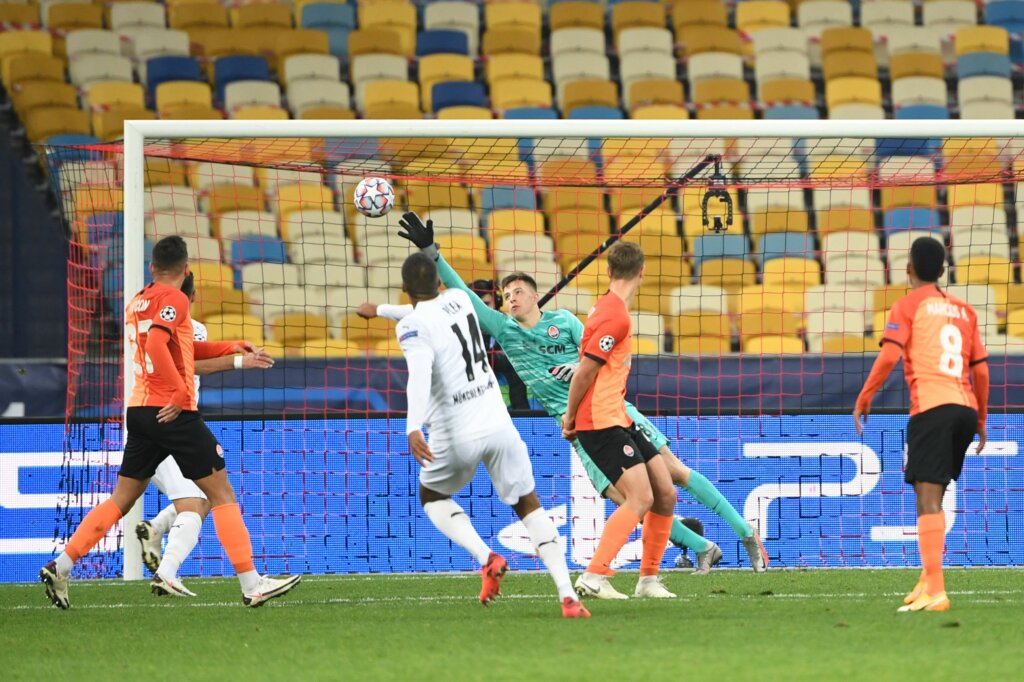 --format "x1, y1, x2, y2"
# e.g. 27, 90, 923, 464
49, 120, 1024, 580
